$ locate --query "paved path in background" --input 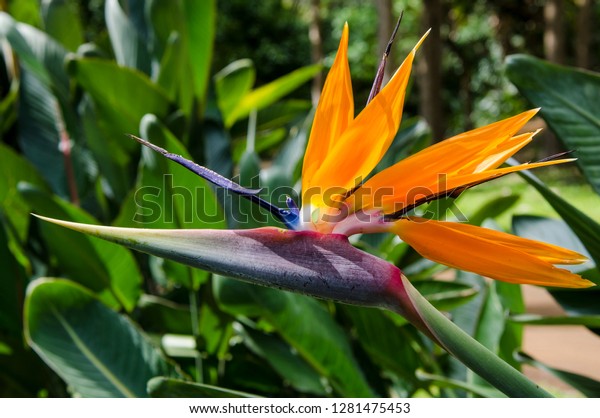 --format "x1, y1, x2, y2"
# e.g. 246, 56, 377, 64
522, 285, 600, 395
